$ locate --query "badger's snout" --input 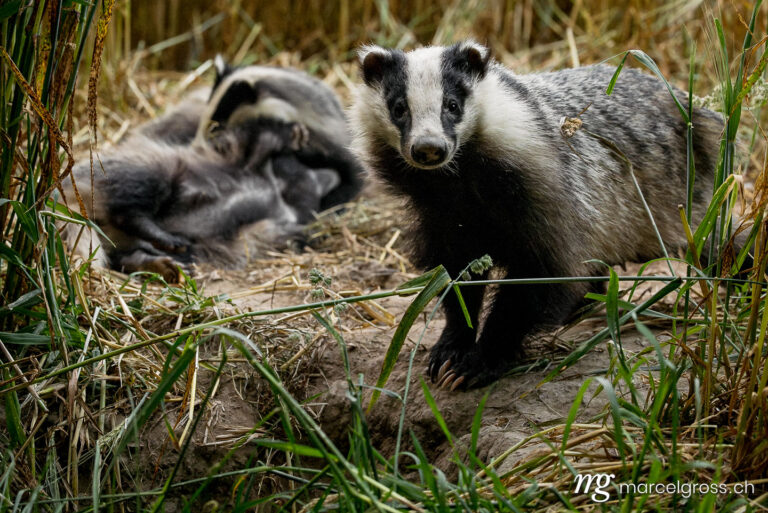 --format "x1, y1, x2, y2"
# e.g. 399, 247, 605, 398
411, 137, 448, 167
